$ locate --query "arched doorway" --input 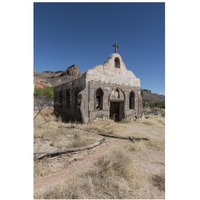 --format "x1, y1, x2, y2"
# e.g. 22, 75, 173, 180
109, 88, 125, 121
